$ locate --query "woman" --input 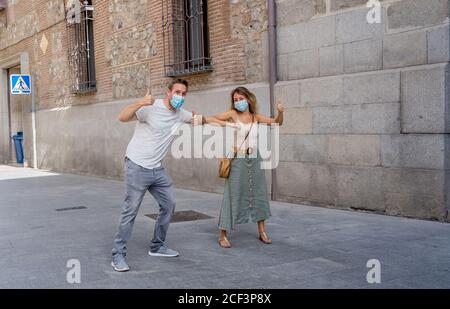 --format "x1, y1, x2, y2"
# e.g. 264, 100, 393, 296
204, 87, 284, 248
